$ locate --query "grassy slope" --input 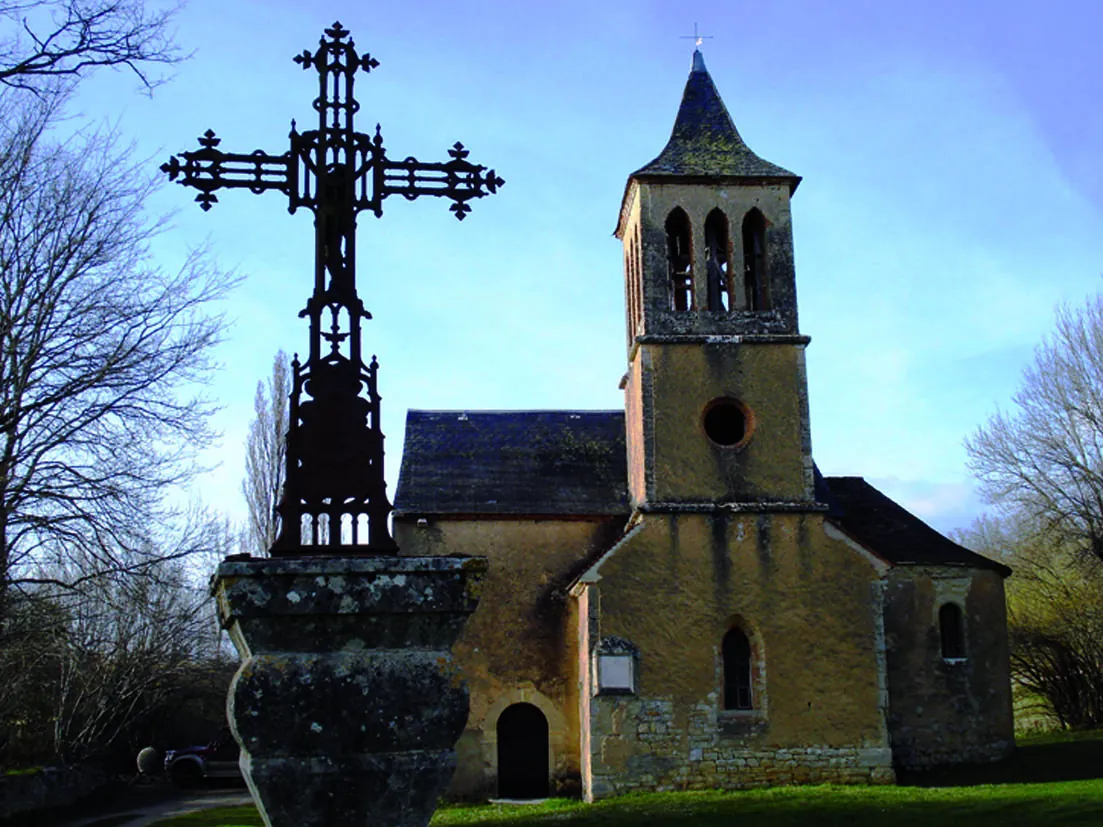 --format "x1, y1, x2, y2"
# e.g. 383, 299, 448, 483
151, 731, 1103, 827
